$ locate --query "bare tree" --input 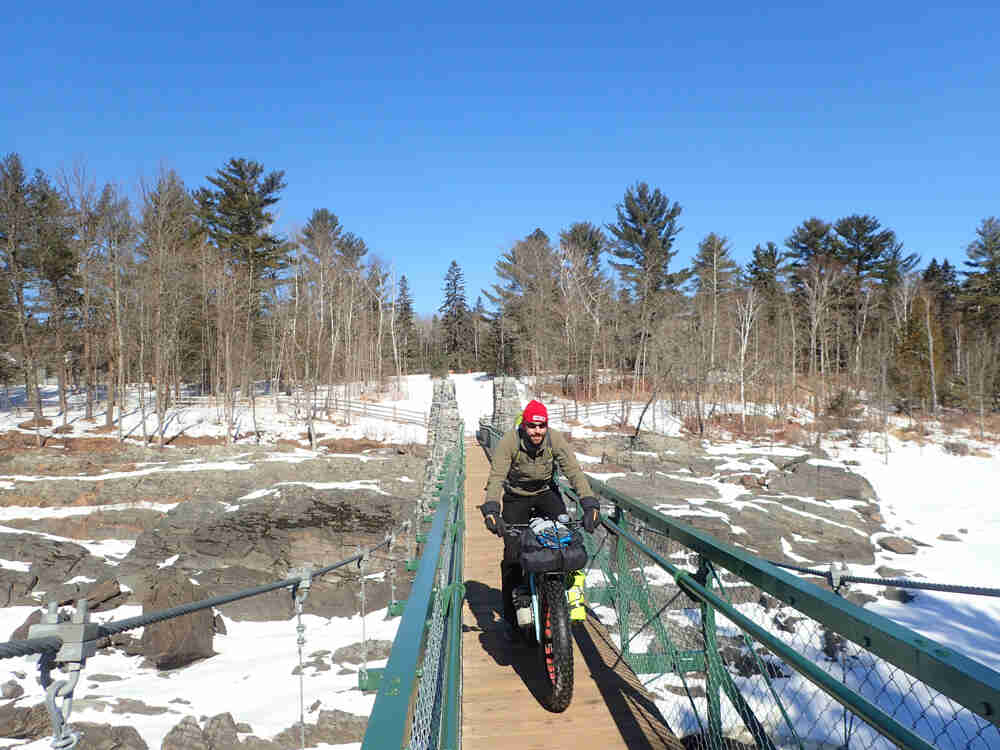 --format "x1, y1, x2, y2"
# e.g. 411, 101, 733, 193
734, 285, 761, 432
